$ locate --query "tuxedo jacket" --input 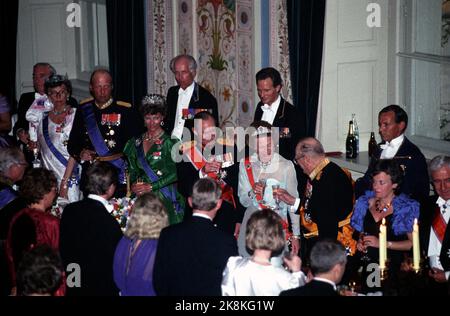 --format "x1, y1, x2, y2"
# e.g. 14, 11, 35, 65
153, 216, 238, 296
280, 279, 338, 296
254, 97, 304, 160
13, 92, 78, 137
420, 195, 450, 271
355, 137, 429, 204
164, 83, 219, 135
176, 142, 245, 234
59, 198, 123, 296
